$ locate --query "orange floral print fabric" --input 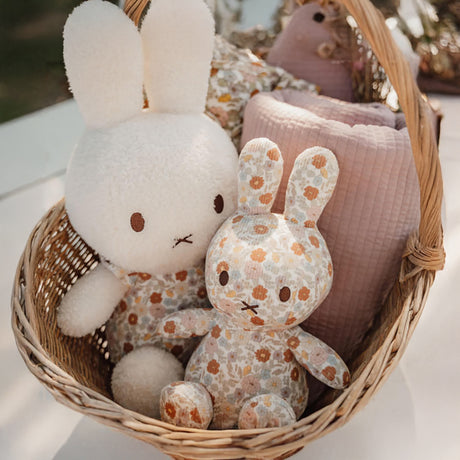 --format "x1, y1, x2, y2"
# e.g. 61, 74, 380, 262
103, 260, 210, 364
158, 140, 349, 430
